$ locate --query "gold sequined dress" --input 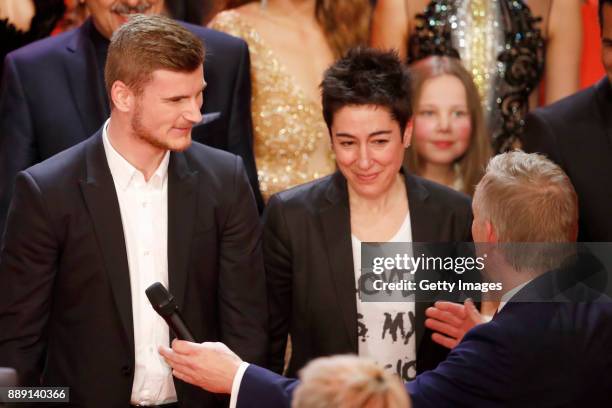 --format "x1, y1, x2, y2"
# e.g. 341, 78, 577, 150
210, 10, 336, 201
